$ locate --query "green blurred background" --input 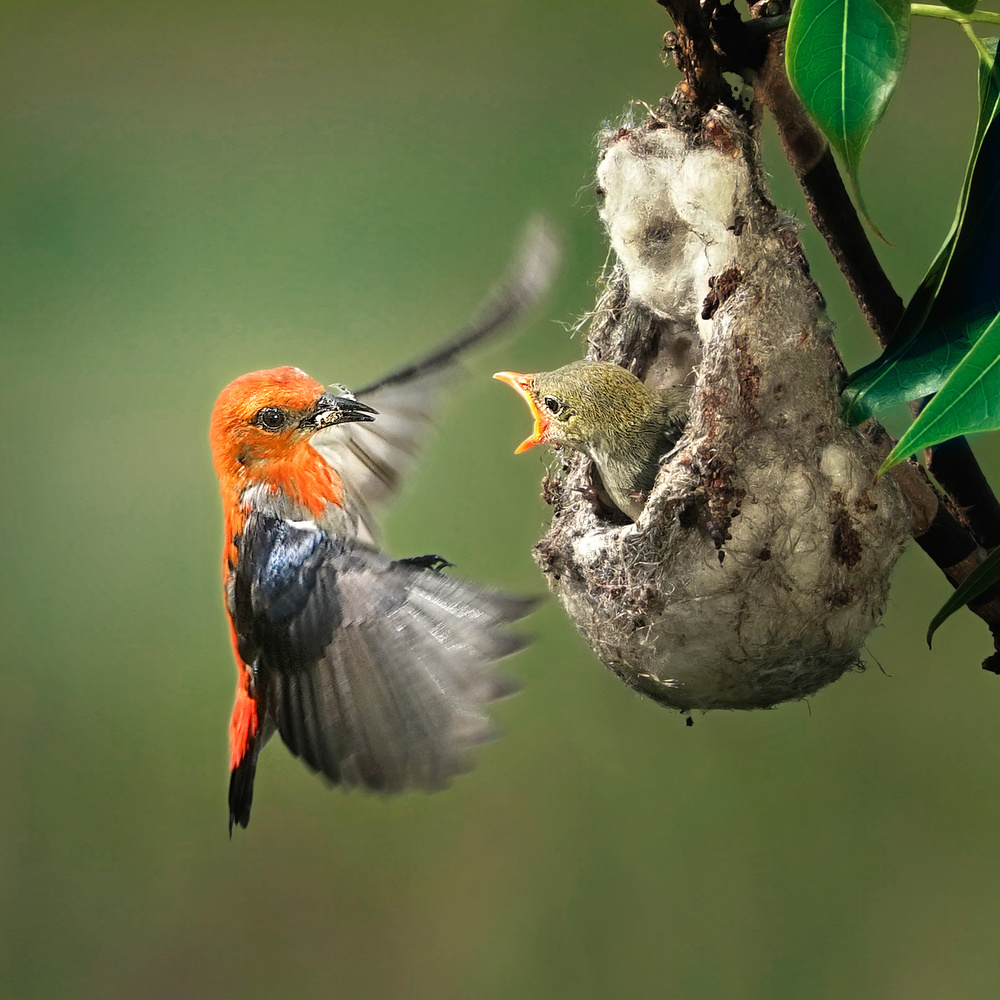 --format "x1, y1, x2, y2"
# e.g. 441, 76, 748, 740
3, 2, 1000, 997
